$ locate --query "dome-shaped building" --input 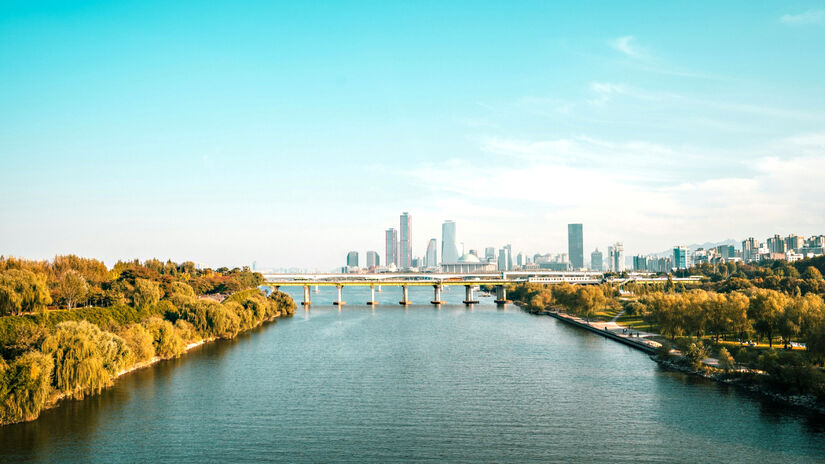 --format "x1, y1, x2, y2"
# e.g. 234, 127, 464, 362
442, 252, 496, 273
